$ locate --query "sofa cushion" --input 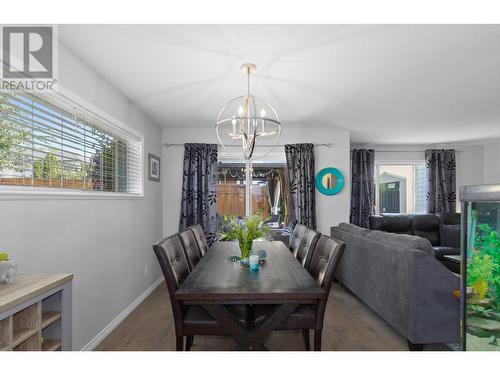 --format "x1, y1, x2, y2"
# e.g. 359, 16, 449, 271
366, 230, 435, 256
338, 222, 370, 237
411, 214, 440, 246
411, 214, 440, 231
369, 215, 385, 230
439, 224, 460, 248
380, 214, 413, 233
439, 213, 461, 225
432, 246, 460, 260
